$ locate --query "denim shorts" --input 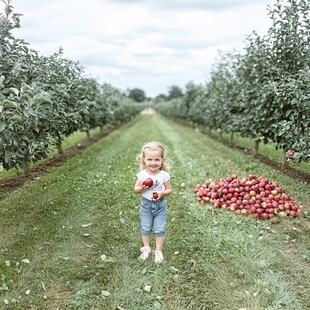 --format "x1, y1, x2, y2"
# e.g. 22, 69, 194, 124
140, 197, 167, 237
